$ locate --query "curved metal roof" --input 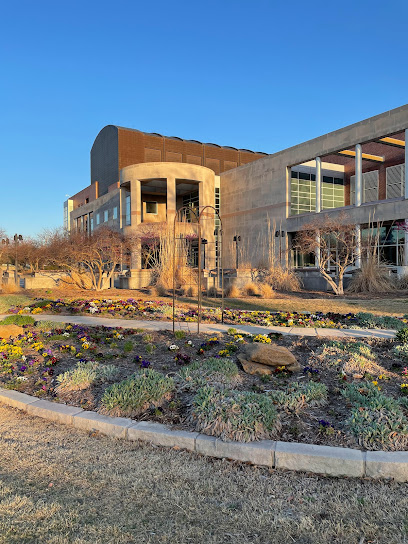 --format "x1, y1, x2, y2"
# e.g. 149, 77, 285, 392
109, 125, 268, 155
